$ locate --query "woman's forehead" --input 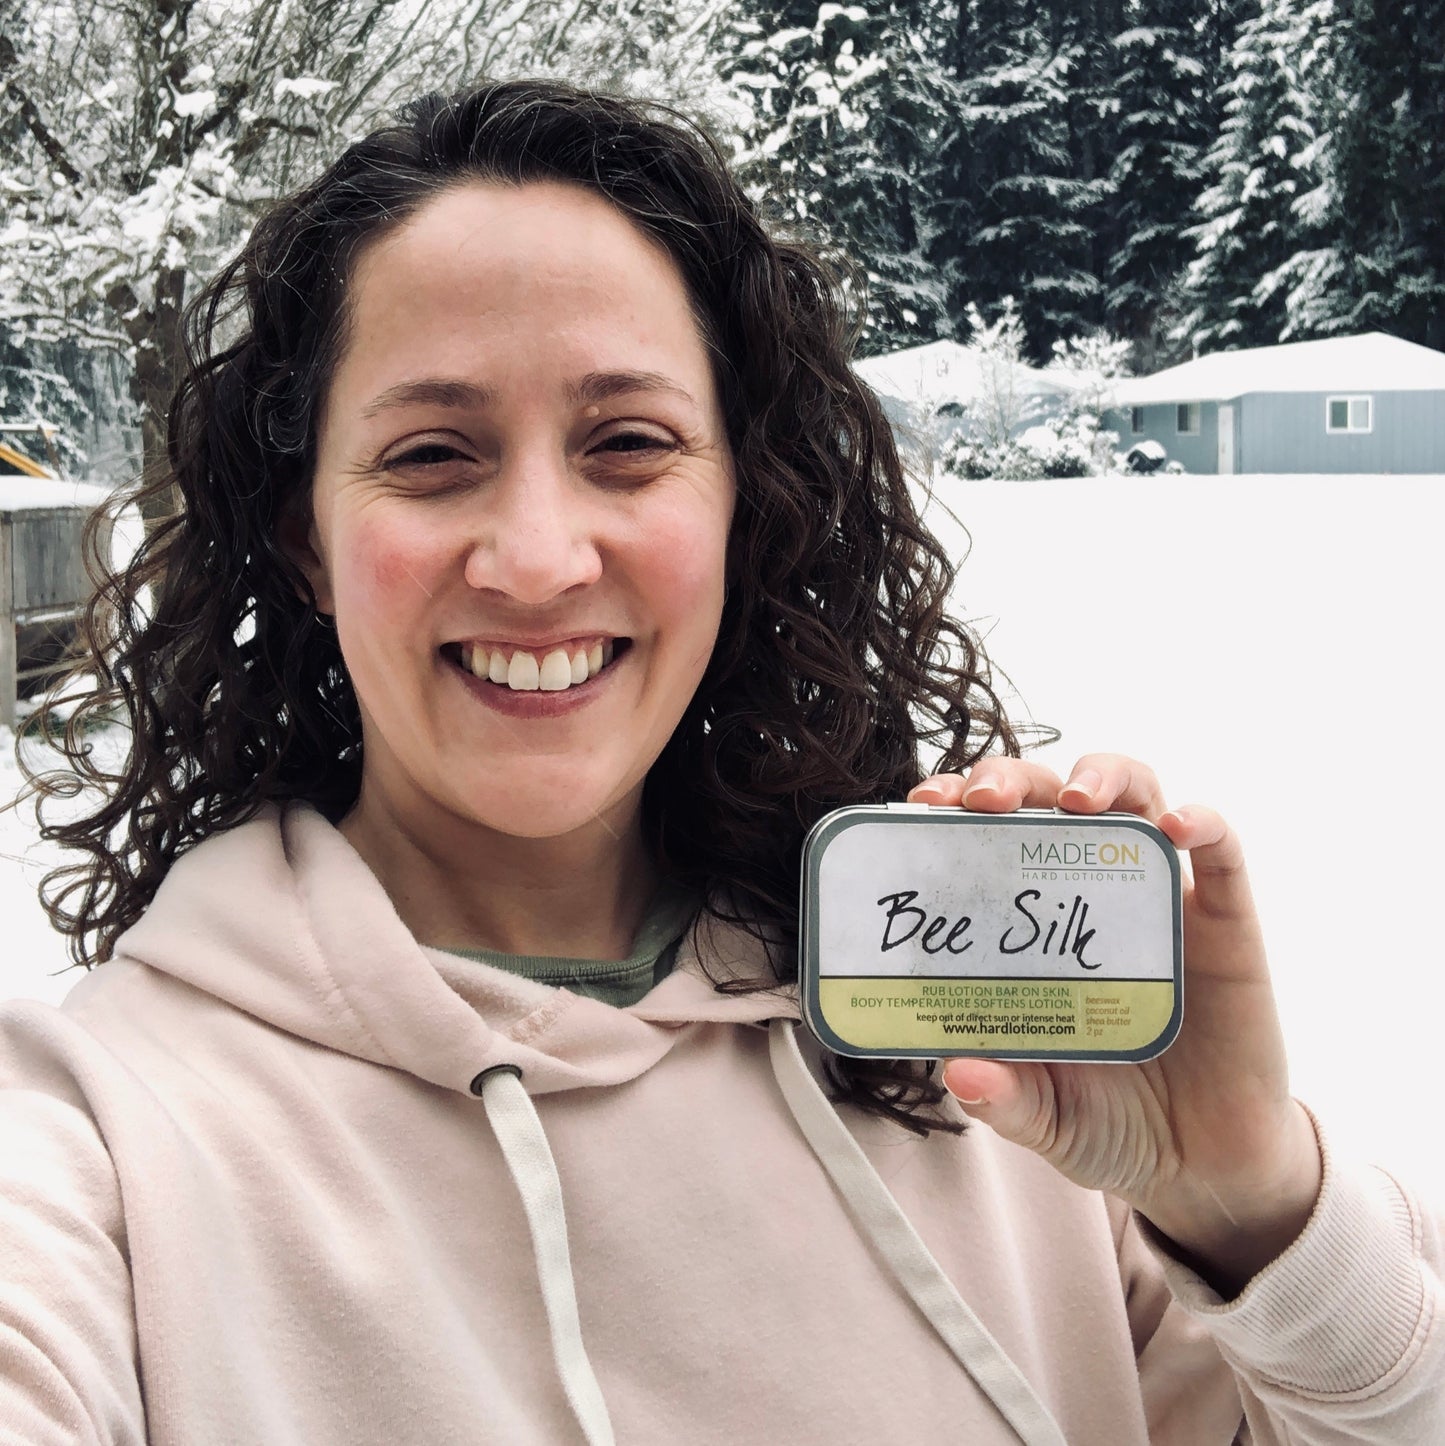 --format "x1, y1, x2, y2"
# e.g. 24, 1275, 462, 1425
353, 181, 685, 315
332, 181, 715, 404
